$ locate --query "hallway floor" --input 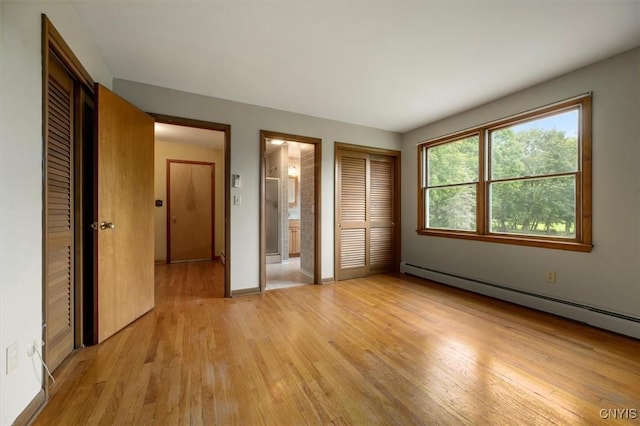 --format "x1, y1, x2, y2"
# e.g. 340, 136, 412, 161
265, 257, 313, 290
157, 260, 225, 298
